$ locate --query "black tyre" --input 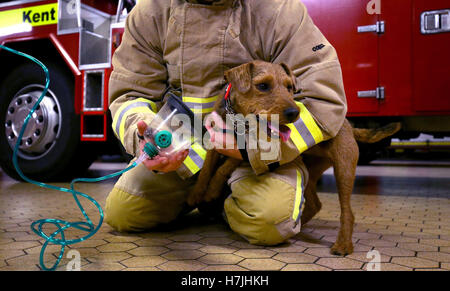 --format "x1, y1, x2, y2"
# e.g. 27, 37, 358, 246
0, 62, 96, 181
